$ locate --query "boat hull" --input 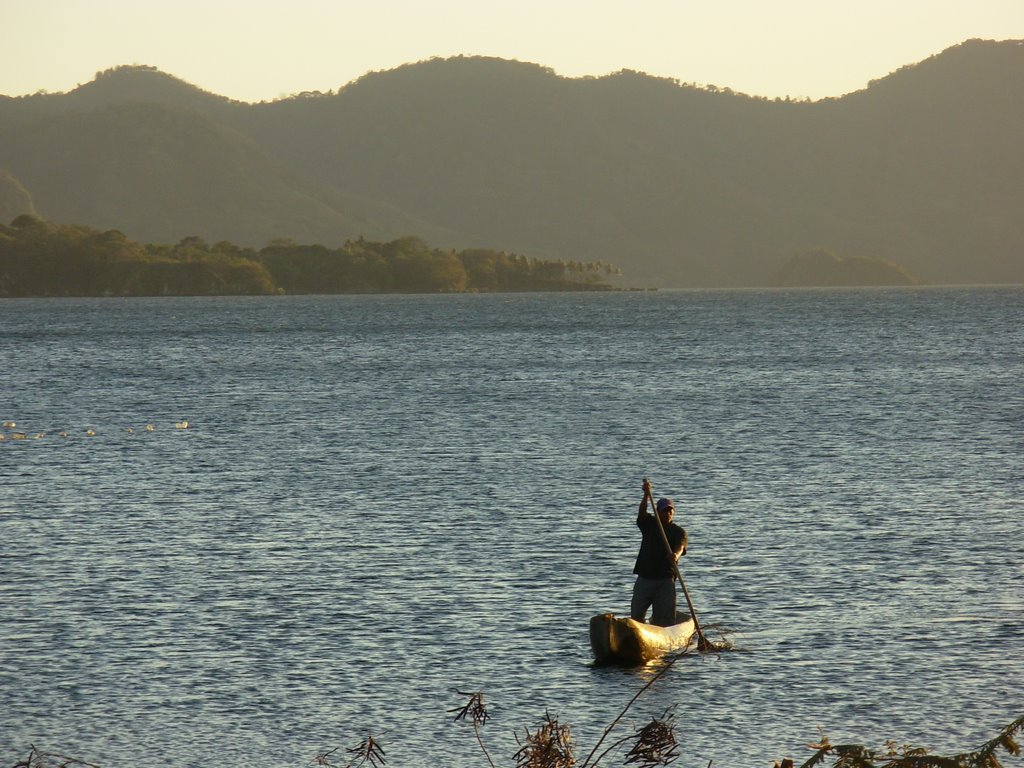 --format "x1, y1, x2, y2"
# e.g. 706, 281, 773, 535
589, 613, 696, 666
